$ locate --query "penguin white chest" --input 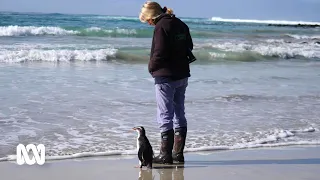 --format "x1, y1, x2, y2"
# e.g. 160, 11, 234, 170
136, 137, 142, 166
136, 138, 140, 151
